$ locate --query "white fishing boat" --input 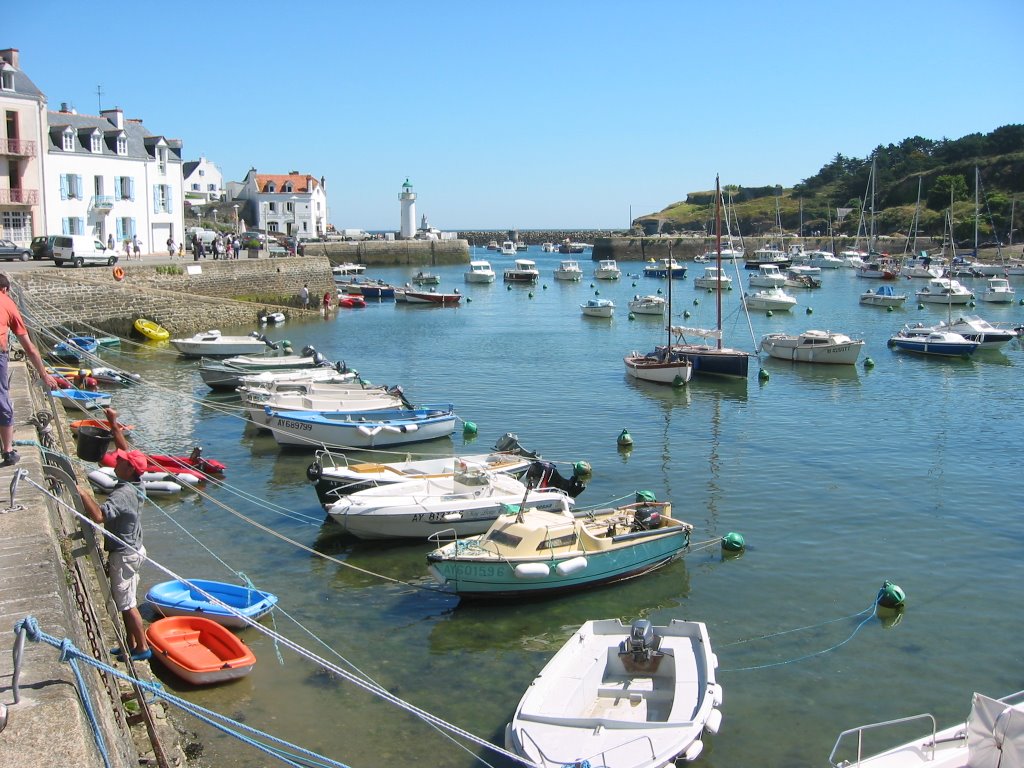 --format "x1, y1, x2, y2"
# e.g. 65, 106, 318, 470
915, 278, 974, 305
744, 243, 790, 270
980, 277, 1015, 303
860, 285, 908, 307
760, 330, 865, 365
808, 249, 844, 269
326, 461, 576, 540
541, 242, 557, 253
900, 253, 945, 279
170, 330, 275, 358
934, 315, 1017, 349
887, 328, 978, 357
743, 287, 797, 312
748, 264, 786, 288
503, 258, 540, 283
554, 260, 584, 281
581, 298, 615, 318
594, 259, 622, 280
505, 618, 722, 768
693, 266, 733, 290
642, 258, 687, 279
628, 294, 667, 316
828, 690, 1024, 768
500, 240, 517, 256
245, 389, 409, 427
331, 262, 366, 276
464, 260, 496, 283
